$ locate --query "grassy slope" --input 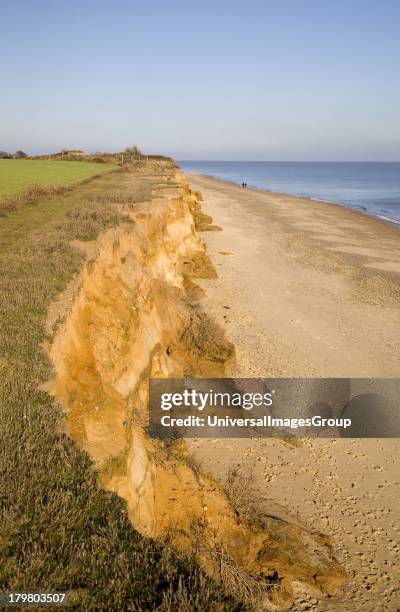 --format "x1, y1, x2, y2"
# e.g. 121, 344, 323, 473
0, 166, 242, 611
0, 159, 115, 197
